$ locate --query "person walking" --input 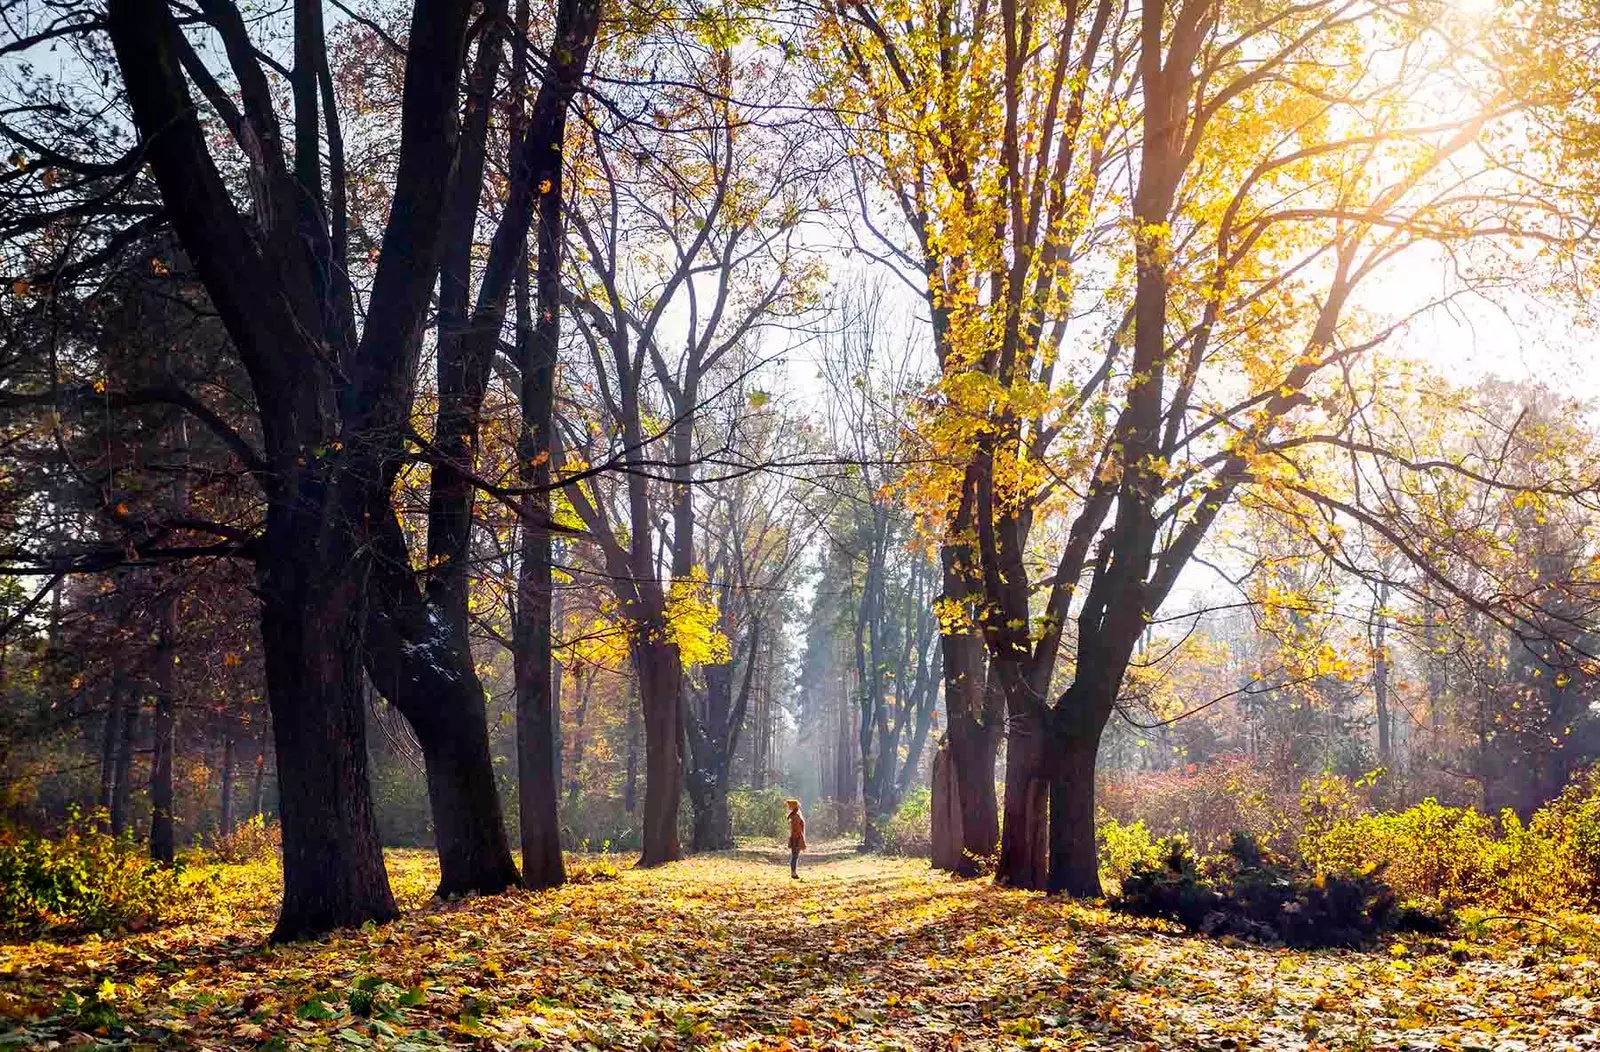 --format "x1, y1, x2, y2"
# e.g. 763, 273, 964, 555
786, 799, 806, 879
